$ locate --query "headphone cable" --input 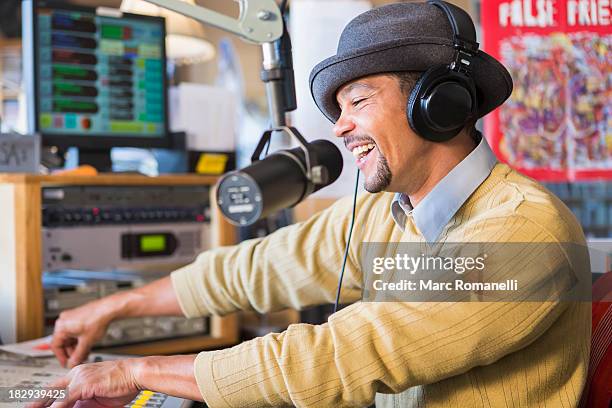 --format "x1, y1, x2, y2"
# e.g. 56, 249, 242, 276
334, 168, 360, 313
